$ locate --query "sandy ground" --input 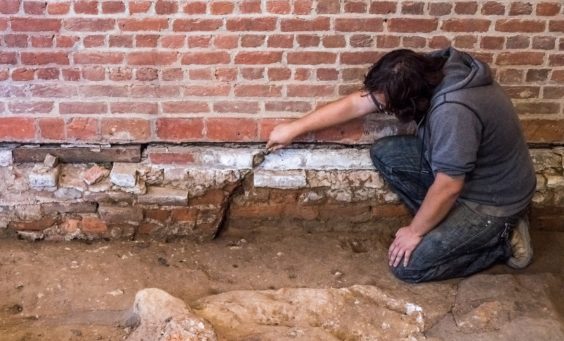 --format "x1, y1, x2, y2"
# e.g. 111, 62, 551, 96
0, 226, 563, 341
